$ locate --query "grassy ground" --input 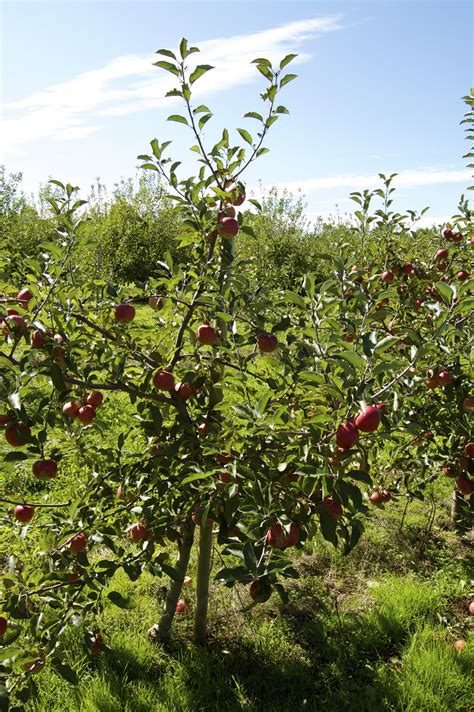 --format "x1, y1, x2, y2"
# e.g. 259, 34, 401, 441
21, 493, 473, 712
